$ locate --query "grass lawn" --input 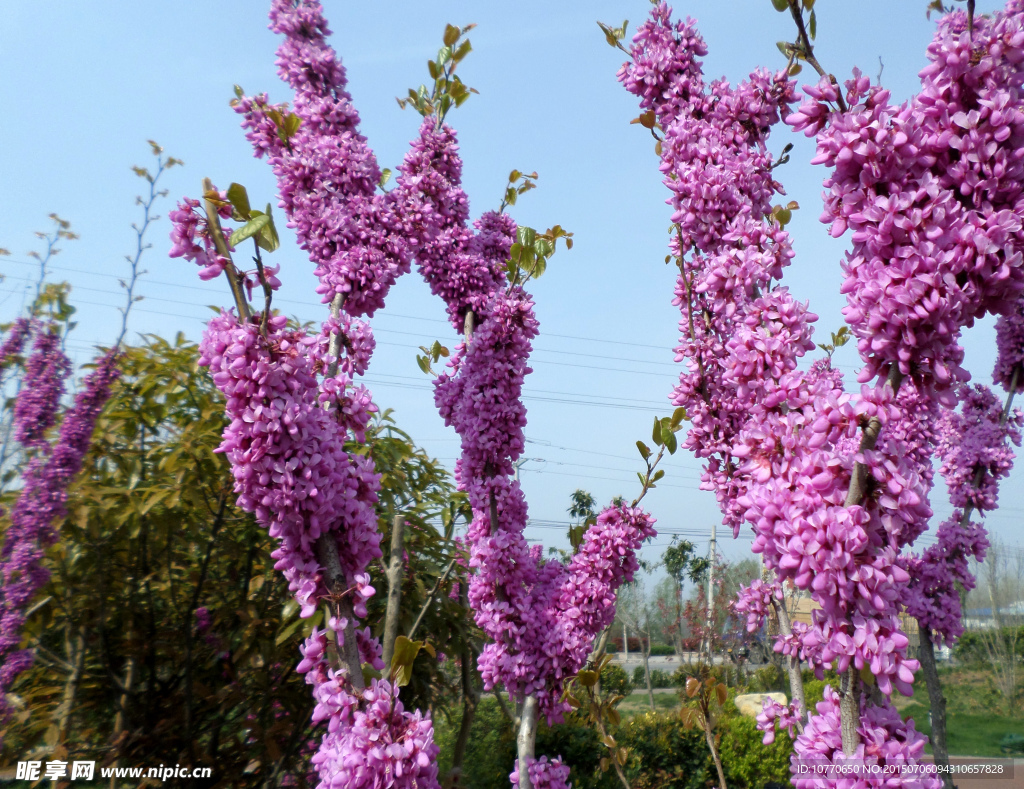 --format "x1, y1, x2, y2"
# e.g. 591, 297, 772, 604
894, 667, 1023, 758
617, 689, 681, 718
900, 702, 1022, 758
